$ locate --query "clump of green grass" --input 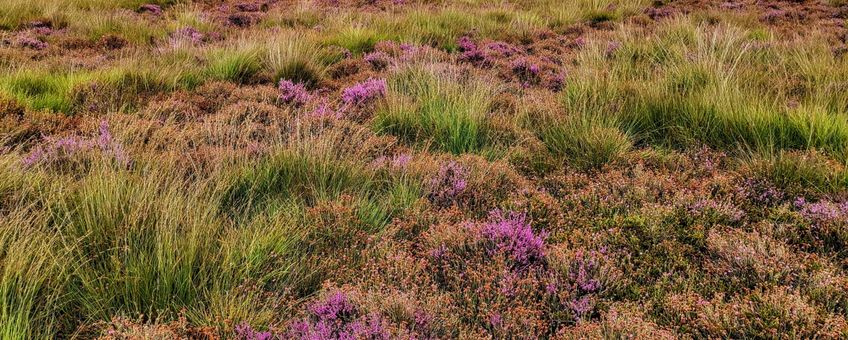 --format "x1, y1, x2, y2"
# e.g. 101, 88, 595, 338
205, 45, 263, 84
374, 63, 497, 155
221, 124, 378, 217
262, 31, 336, 86
564, 19, 848, 163
0, 213, 66, 340
0, 70, 93, 113
322, 24, 387, 55
537, 114, 632, 170
742, 150, 848, 197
